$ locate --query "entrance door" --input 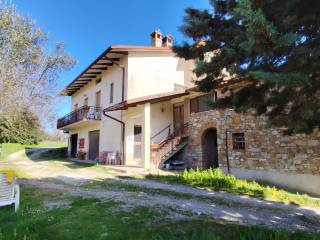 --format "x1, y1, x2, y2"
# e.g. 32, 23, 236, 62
133, 125, 142, 165
173, 104, 184, 136
70, 134, 78, 158
202, 128, 219, 169
89, 130, 100, 160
